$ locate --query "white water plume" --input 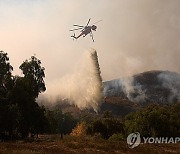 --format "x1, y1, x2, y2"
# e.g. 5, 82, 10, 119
40, 49, 103, 111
